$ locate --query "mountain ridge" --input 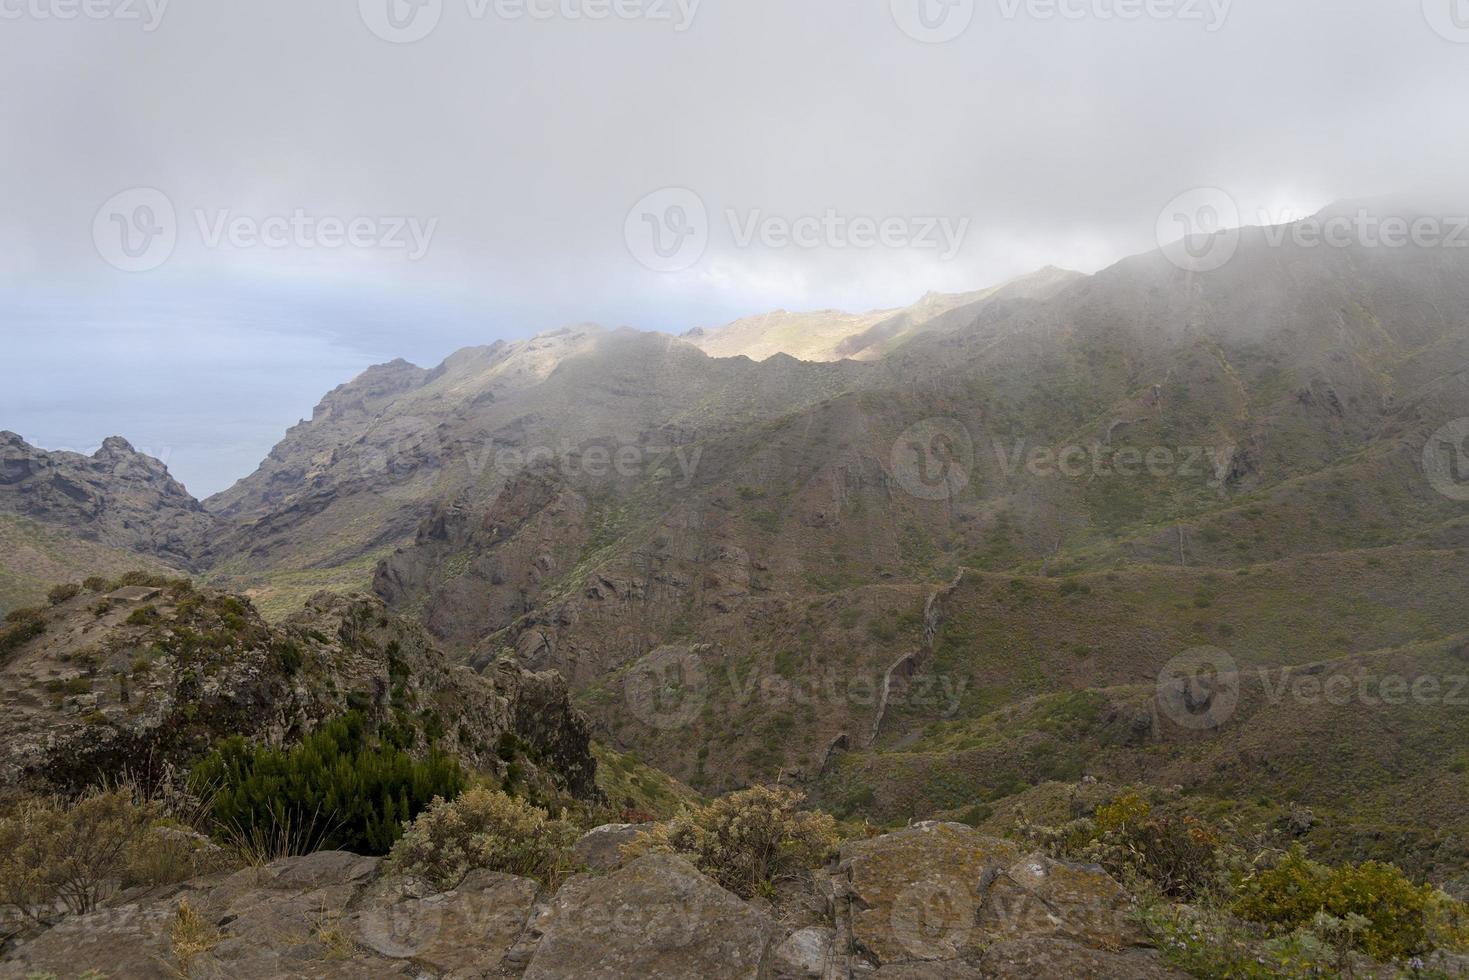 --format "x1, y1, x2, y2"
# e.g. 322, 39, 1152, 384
6, 207, 1469, 881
